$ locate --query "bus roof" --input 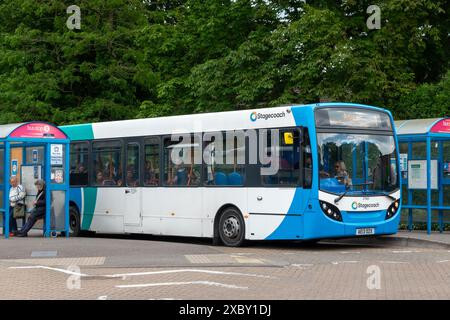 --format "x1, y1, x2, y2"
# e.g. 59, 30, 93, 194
60, 102, 388, 141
